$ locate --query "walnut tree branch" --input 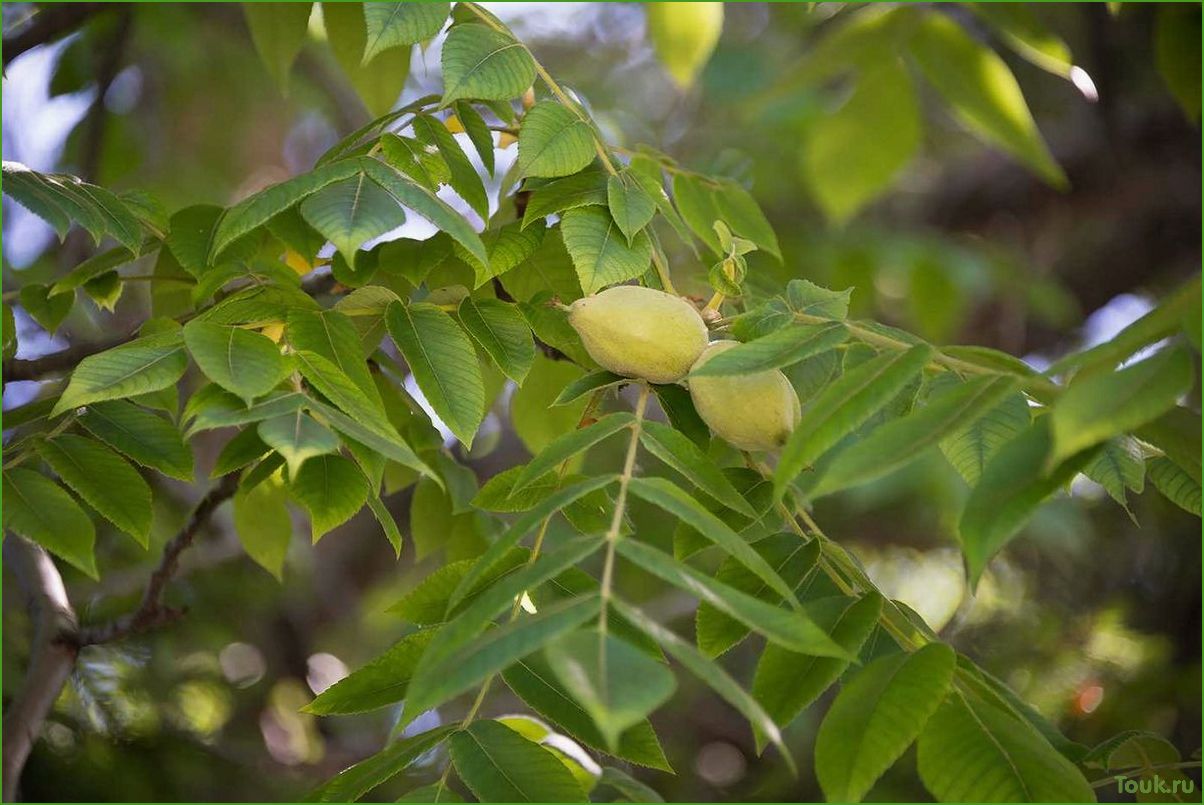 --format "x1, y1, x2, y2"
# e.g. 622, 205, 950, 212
77, 472, 240, 646
2, 537, 80, 802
